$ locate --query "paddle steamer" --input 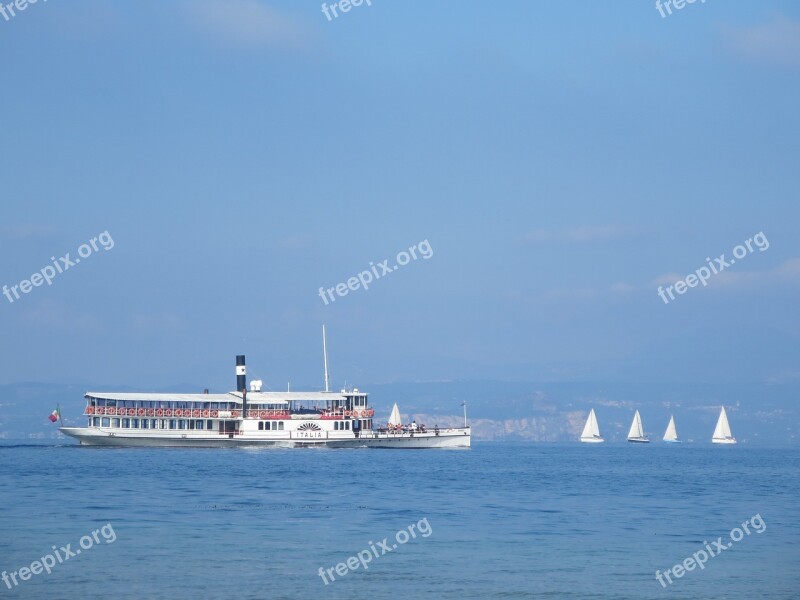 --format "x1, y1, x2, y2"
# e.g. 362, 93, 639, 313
60, 334, 470, 448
